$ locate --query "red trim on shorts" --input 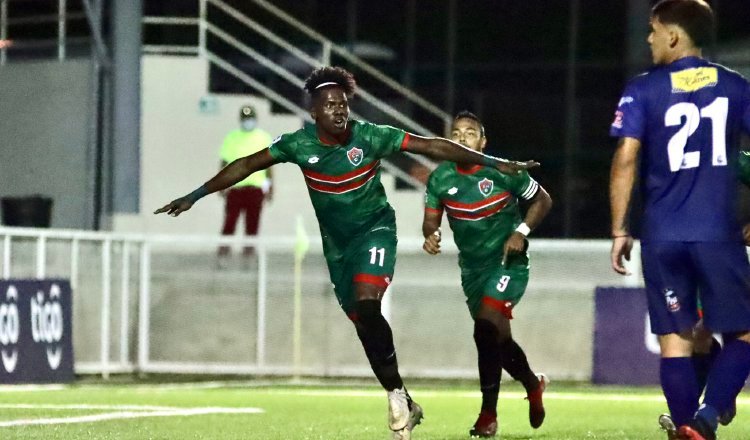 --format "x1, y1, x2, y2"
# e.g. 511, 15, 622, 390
348, 312, 359, 322
400, 133, 411, 151
425, 207, 443, 214
482, 296, 514, 319
353, 273, 391, 288
697, 308, 704, 320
